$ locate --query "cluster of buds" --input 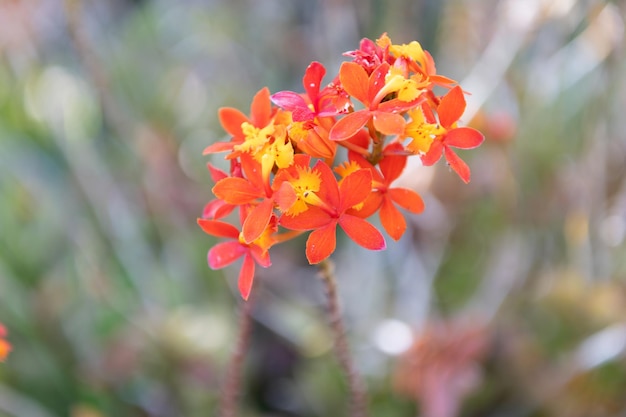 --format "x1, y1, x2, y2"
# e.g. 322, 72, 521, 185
199, 33, 484, 299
